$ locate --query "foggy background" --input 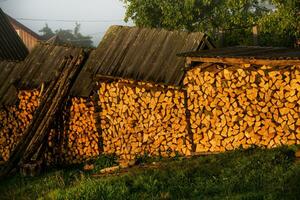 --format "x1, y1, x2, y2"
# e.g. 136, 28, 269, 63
0, 0, 132, 46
